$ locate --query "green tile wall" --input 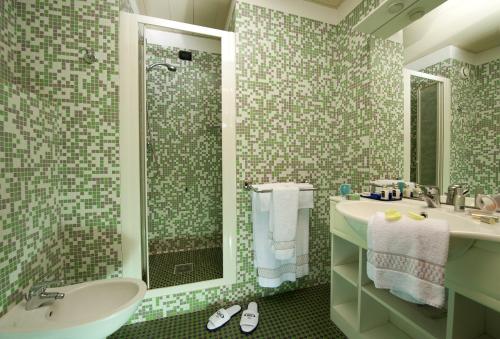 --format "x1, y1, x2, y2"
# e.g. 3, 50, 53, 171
129, 0, 404, 323
0, 0, 121, 316
128, 2, 338, 323
368, 38, 404, 179
0, 83, 63, 316
336, 0, 404, 191
422, 58, 499, 194
145, 44, 222, 254
0, 0, 405, 322
0, 0, 16, 84
14, 0, 122, 283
